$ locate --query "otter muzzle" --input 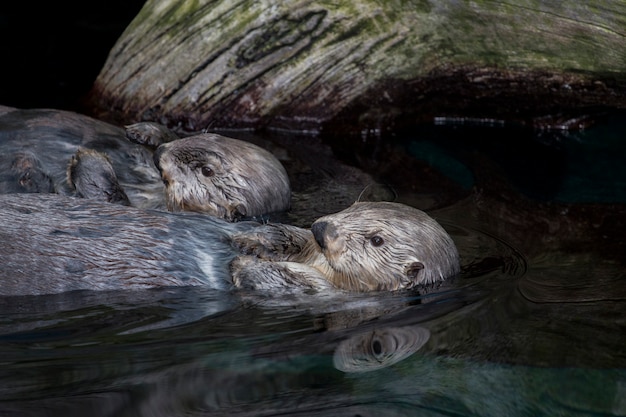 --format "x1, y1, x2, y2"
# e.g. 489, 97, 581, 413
152, 145, 170, 186
311, 221, 327, 249
312, 220, 340, 250
152, 145, 166, 174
